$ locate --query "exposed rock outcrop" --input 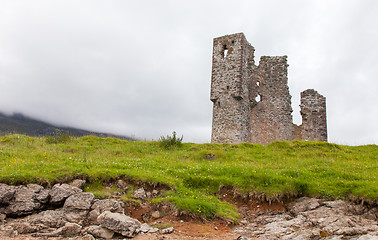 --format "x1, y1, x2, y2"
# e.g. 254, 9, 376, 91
0, 182, 163, 239
98, 211, 142, 237
1, 183, 377, 239
234, 197, 378, 239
